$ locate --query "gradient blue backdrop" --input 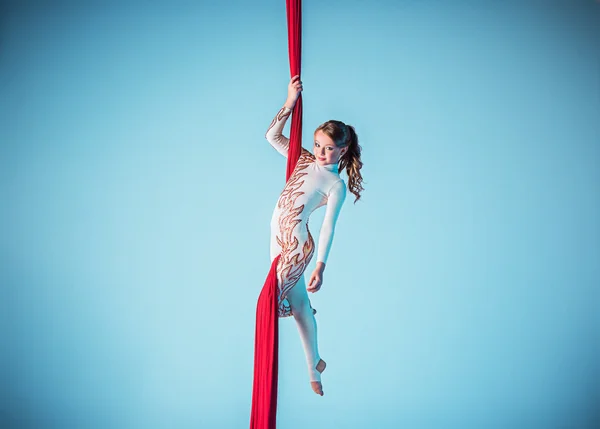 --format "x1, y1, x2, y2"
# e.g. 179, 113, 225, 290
1, 1, 599, 428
